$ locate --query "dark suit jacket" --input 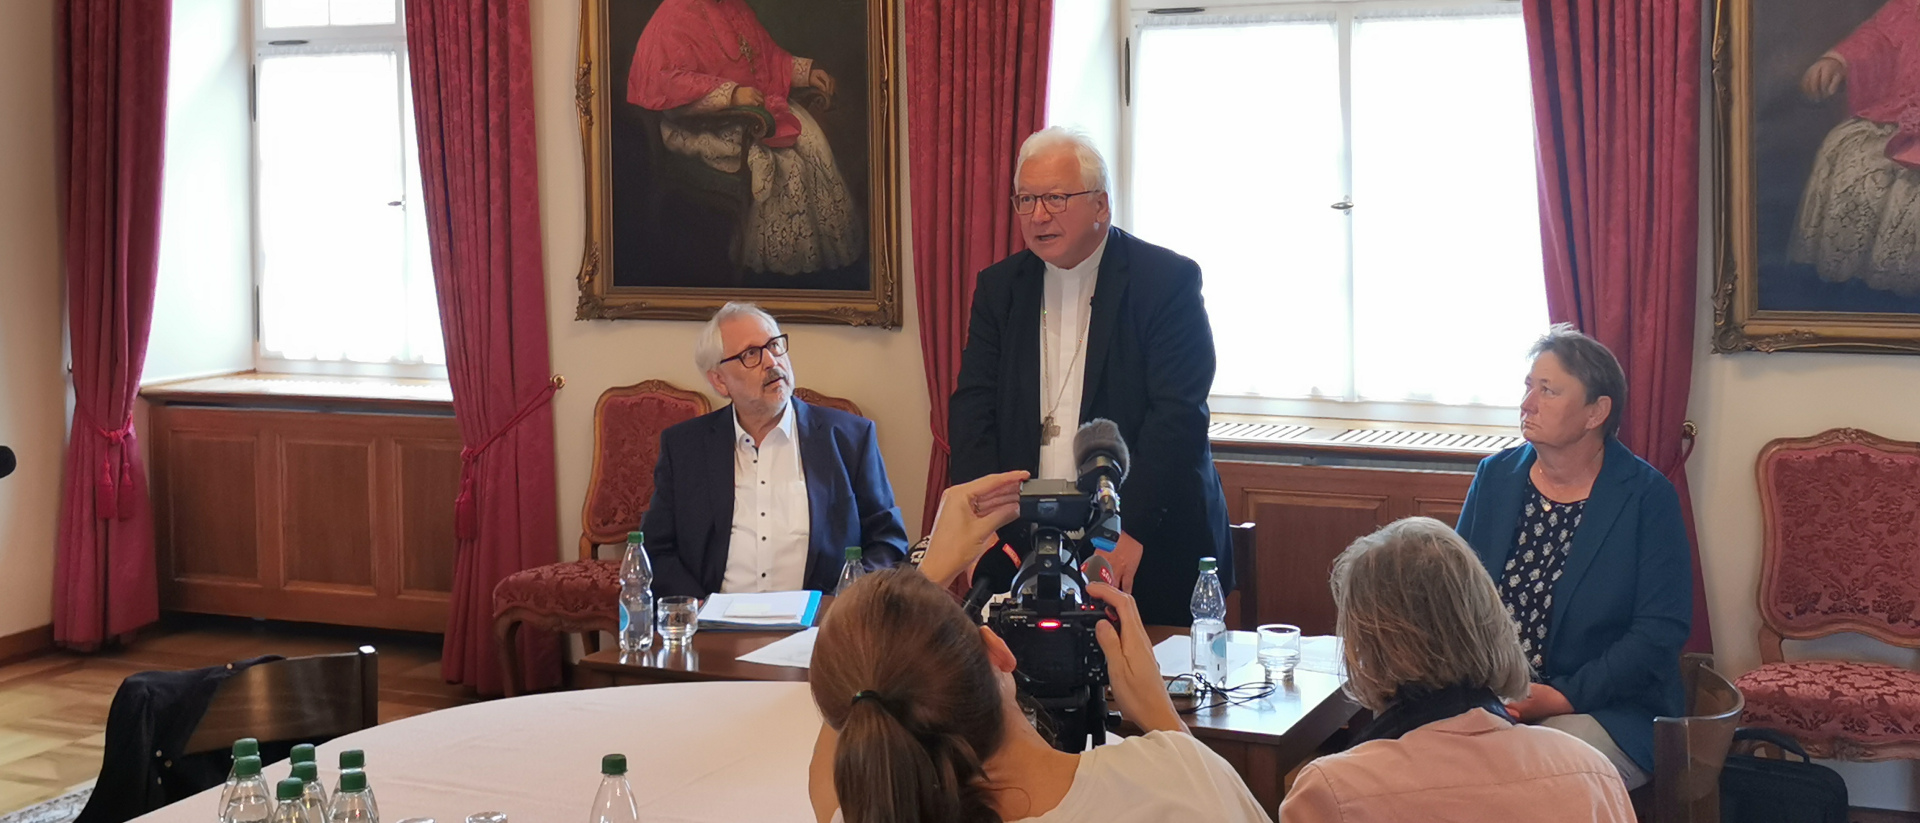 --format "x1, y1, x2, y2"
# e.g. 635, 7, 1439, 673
1454, 437, 1692, 773
949, 226, 1231, 625
640, 398, 909, 597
